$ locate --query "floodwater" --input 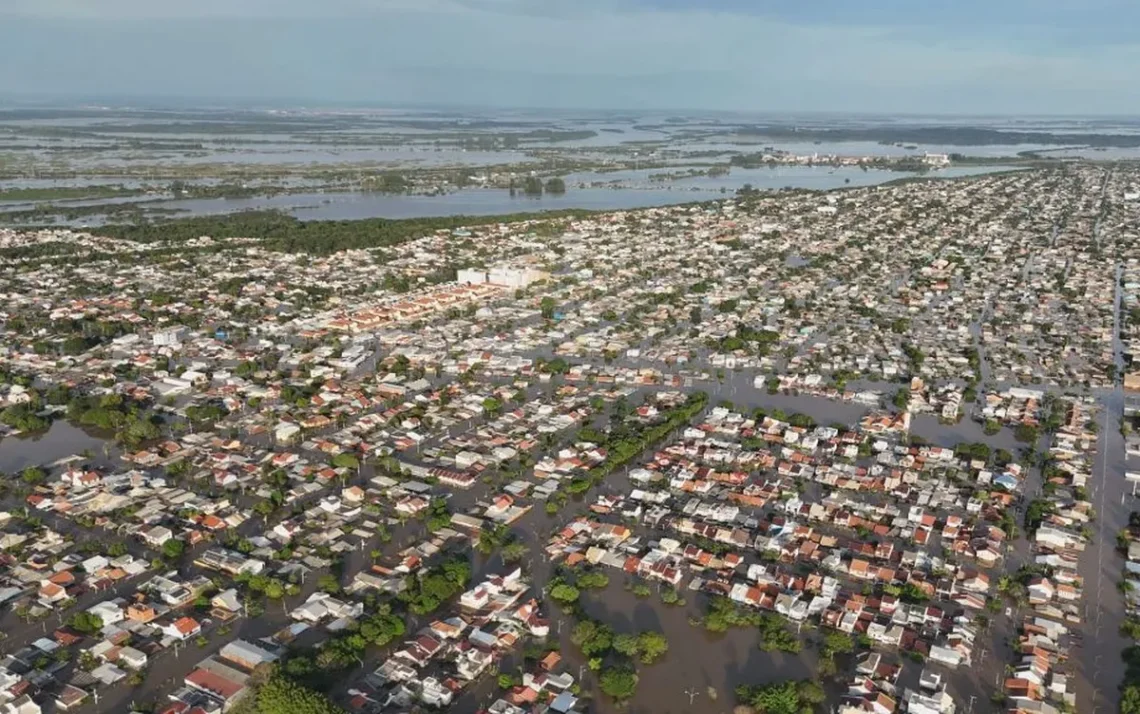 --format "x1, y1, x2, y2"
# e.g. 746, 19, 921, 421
149, 188, 703, 221
140, 165, 1017, 222
0, 421, 114, 473
1042, 146, 1140, 160
674, 139, 1060, 159
909, 413, 1023, 451
564, 165, 1017, 190
576, 581, 819, 714
13, 144, 537, 170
